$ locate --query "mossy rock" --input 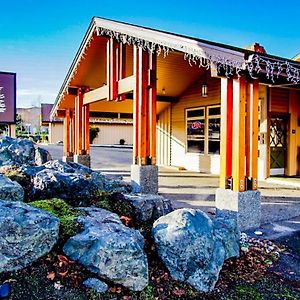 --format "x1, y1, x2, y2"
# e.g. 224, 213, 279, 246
30, 198, 82, 242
